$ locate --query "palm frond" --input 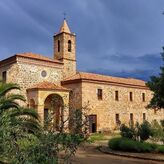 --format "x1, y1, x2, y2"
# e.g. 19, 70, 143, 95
0, 83, 20, 97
